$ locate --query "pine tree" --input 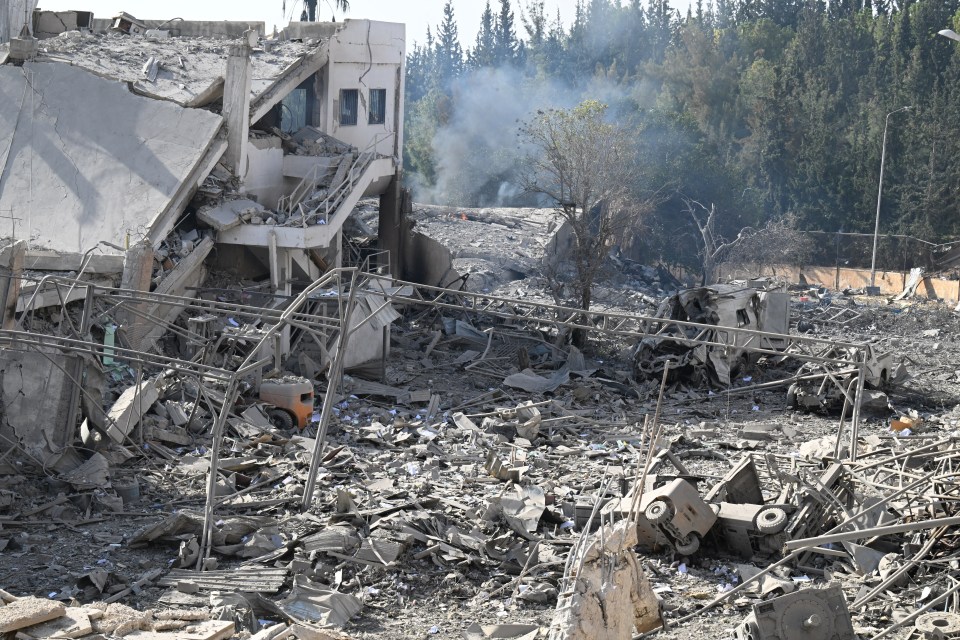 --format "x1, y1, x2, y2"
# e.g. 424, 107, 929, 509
435, 0, 463, 85
469, 2, 496, 68
493, 0, 520, 65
